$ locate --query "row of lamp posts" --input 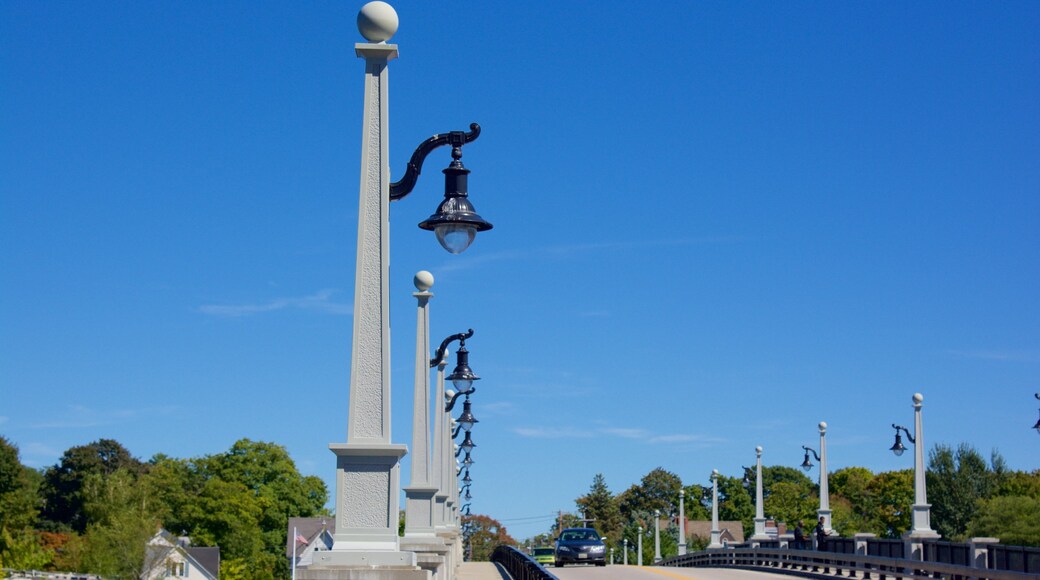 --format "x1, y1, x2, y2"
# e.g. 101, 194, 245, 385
624, 392, 962, 566
301, 2, 492, 577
